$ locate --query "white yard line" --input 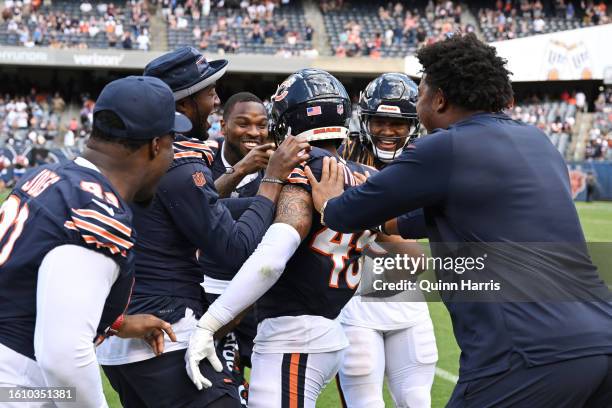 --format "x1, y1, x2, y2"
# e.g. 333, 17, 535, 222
435, 367, 459, 384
